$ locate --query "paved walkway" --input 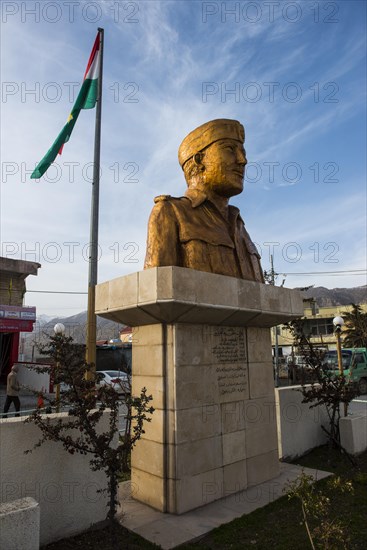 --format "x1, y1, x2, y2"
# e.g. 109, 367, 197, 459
117, 463, 331, 549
